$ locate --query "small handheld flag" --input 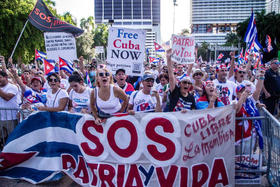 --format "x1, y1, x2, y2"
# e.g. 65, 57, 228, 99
35, 49, 46, 62
59, 57, 74, 74
86, 72, 93, 88
154, 42, 165, 52
43, 59, 55, 75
